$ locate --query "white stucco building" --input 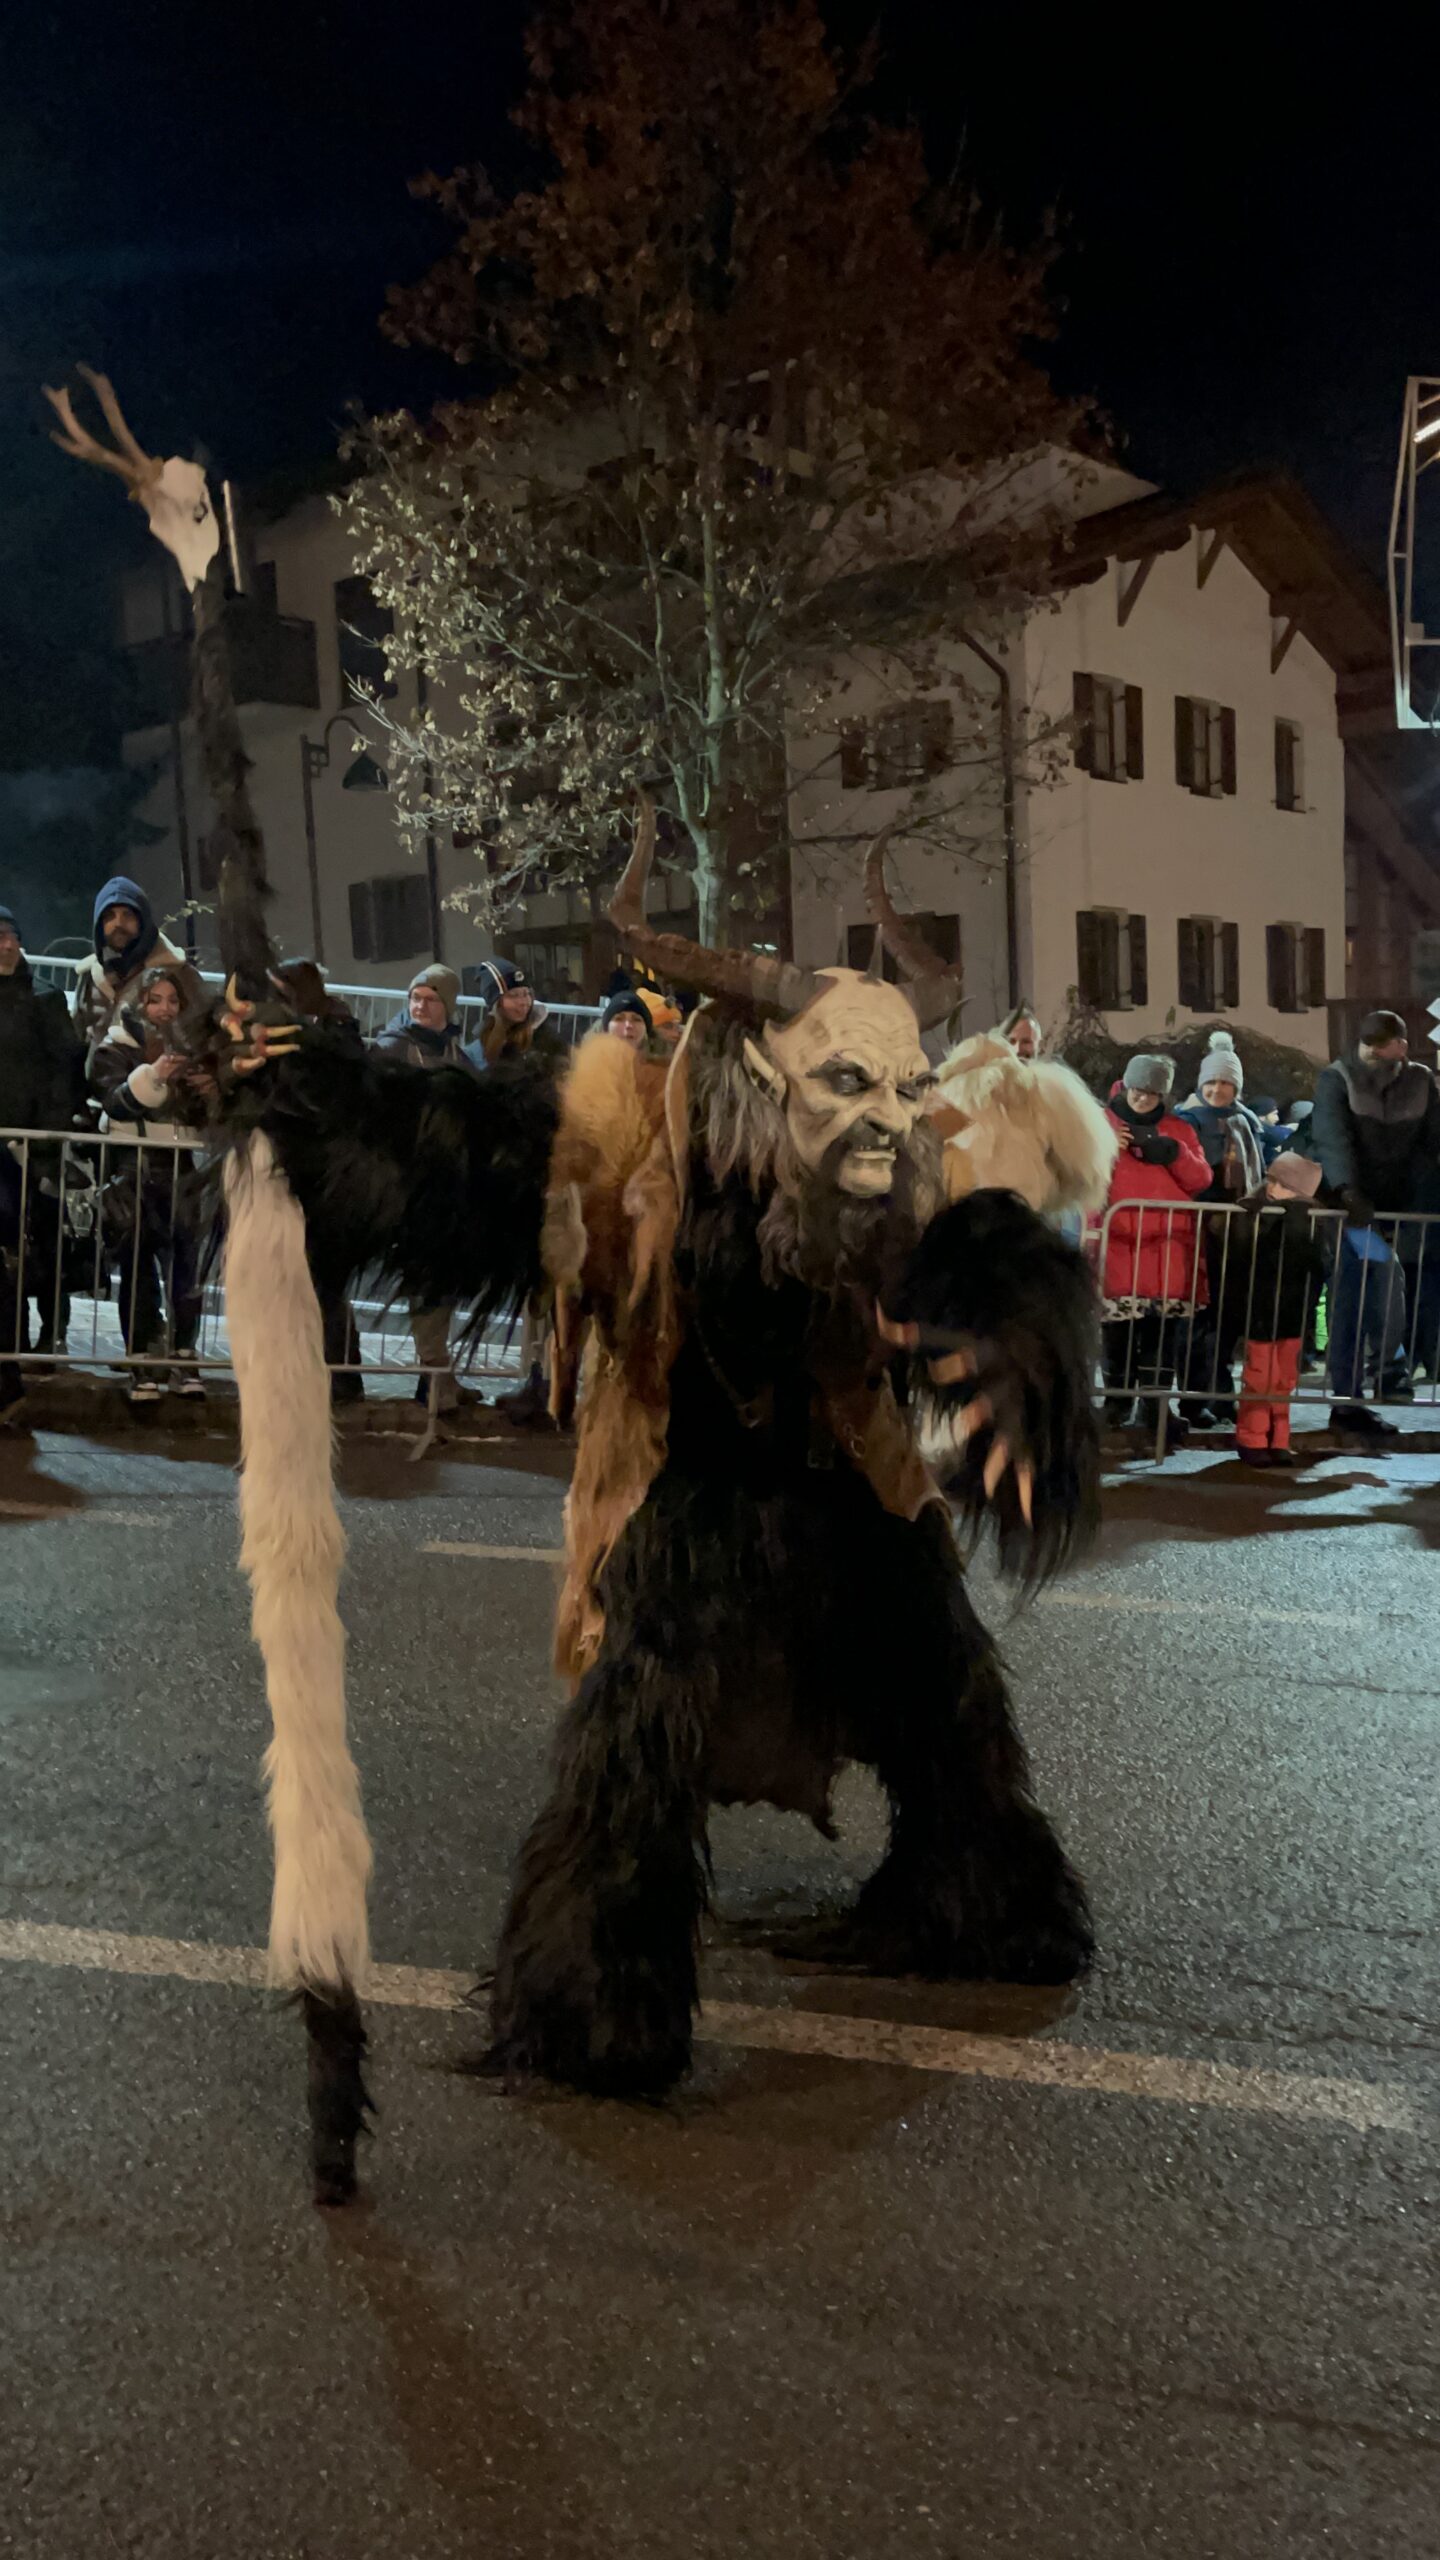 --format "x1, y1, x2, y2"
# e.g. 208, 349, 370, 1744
118, 461, 1436, 1043
792, 470, 1411, 1060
